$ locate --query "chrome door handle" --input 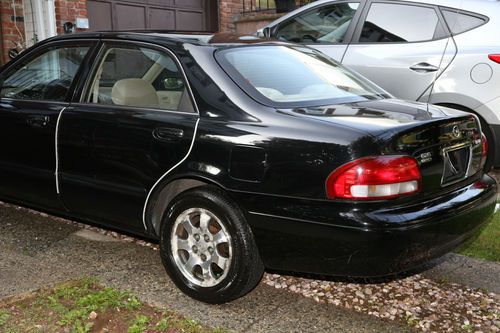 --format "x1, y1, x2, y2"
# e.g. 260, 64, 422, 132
27, 115, 50, 127
153, 127, 184, 141
409, 63, 439, 73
